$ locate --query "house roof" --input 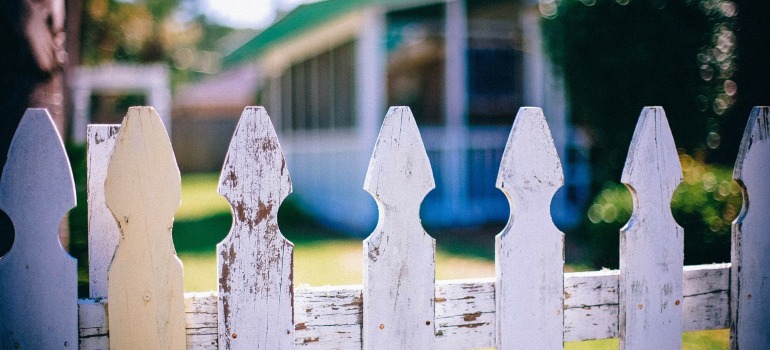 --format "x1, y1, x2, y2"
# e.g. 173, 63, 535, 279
223, 0, 441, 66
